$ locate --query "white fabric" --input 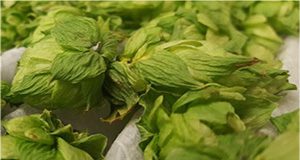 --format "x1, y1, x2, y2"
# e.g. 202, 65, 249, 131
1, 47, 25, 83
106, 121, 143, 160
273, 37, 299, 116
